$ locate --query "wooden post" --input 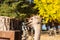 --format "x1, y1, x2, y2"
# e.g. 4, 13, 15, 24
0, 30, 20, 40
